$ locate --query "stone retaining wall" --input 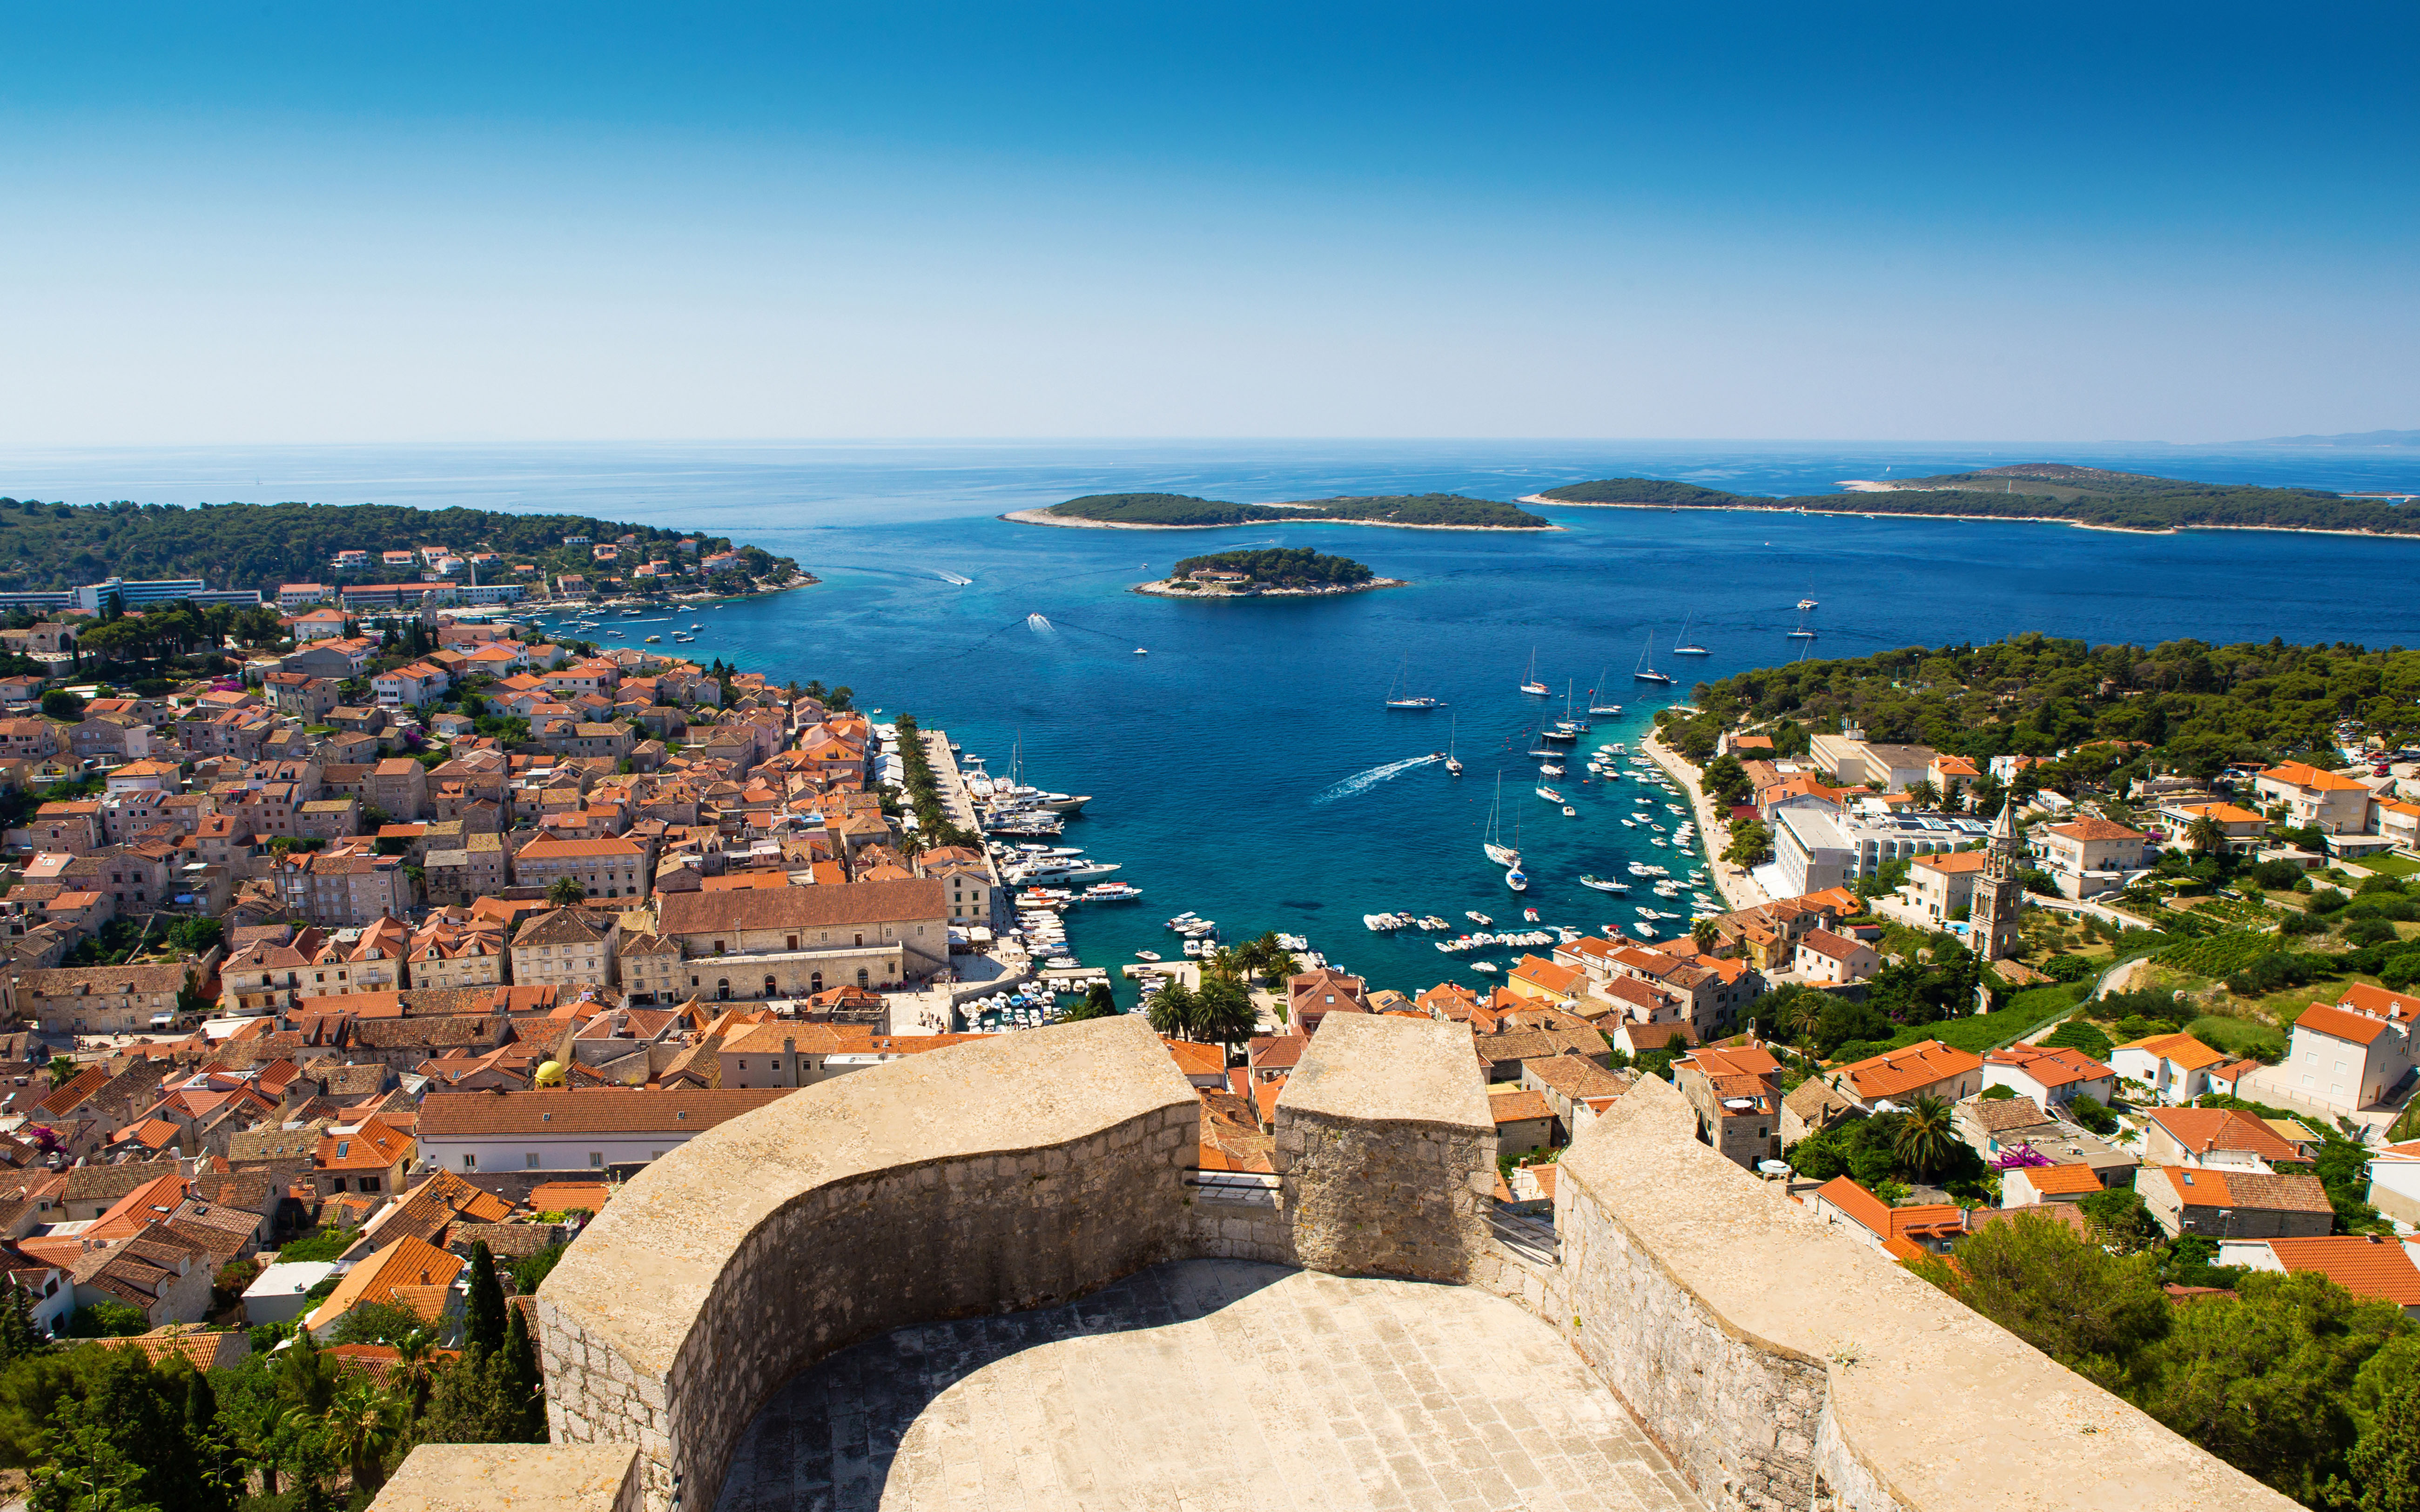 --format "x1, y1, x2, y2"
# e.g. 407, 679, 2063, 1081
533, 1015, 1203, 1512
